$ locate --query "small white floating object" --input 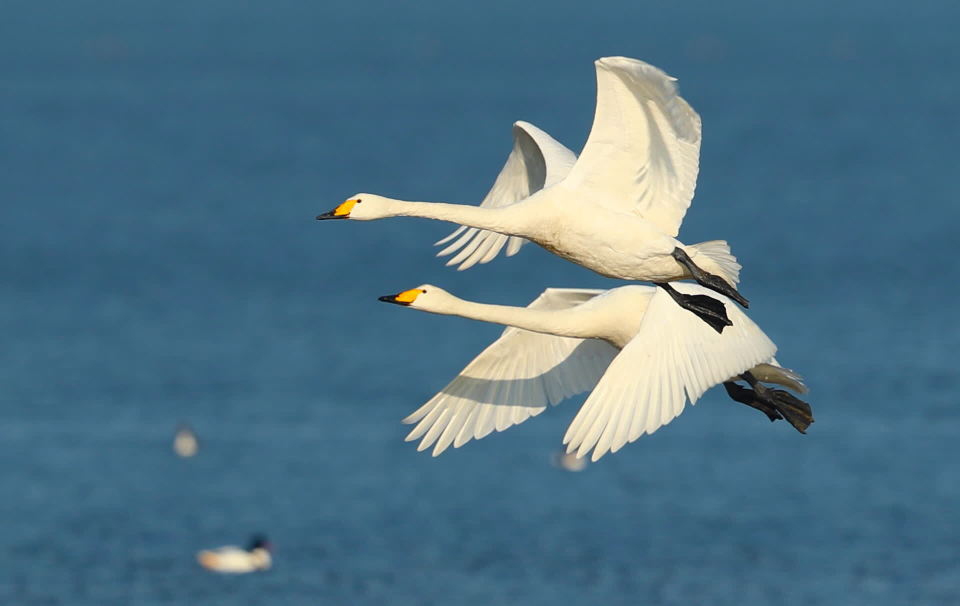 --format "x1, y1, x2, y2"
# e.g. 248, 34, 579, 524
173, 424, 199, 458
197, 535, 272, 574
552, 451, 588, 472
